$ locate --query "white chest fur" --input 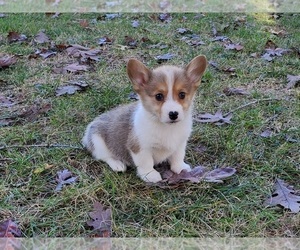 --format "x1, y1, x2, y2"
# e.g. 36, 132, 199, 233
133, 104, 192, 164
